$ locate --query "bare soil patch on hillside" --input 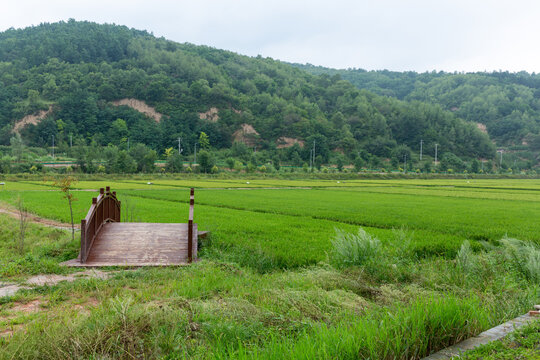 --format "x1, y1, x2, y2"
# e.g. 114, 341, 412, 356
13, 106, 53, 132
199, 107, 219, 122
112, 98, 163, 122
